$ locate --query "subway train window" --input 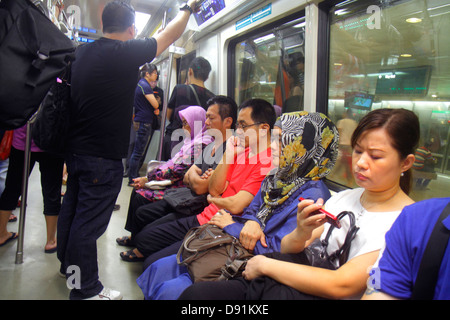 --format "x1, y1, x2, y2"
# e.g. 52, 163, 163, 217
232, 16, 306, 112
326, 0, 450, 201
